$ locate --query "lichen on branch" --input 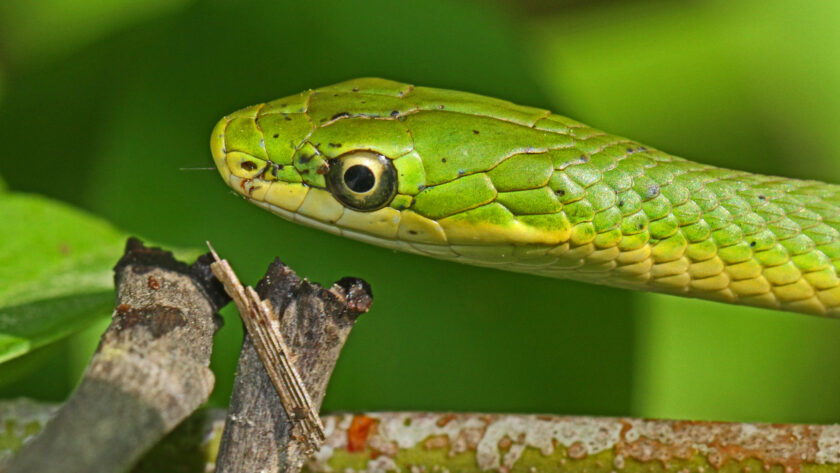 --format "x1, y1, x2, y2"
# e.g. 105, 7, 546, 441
5, 404, 840, 473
